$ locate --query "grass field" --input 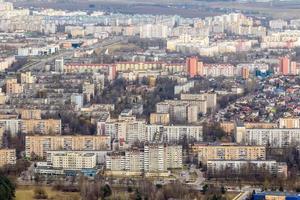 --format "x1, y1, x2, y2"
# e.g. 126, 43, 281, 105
16, 186, 80, 200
